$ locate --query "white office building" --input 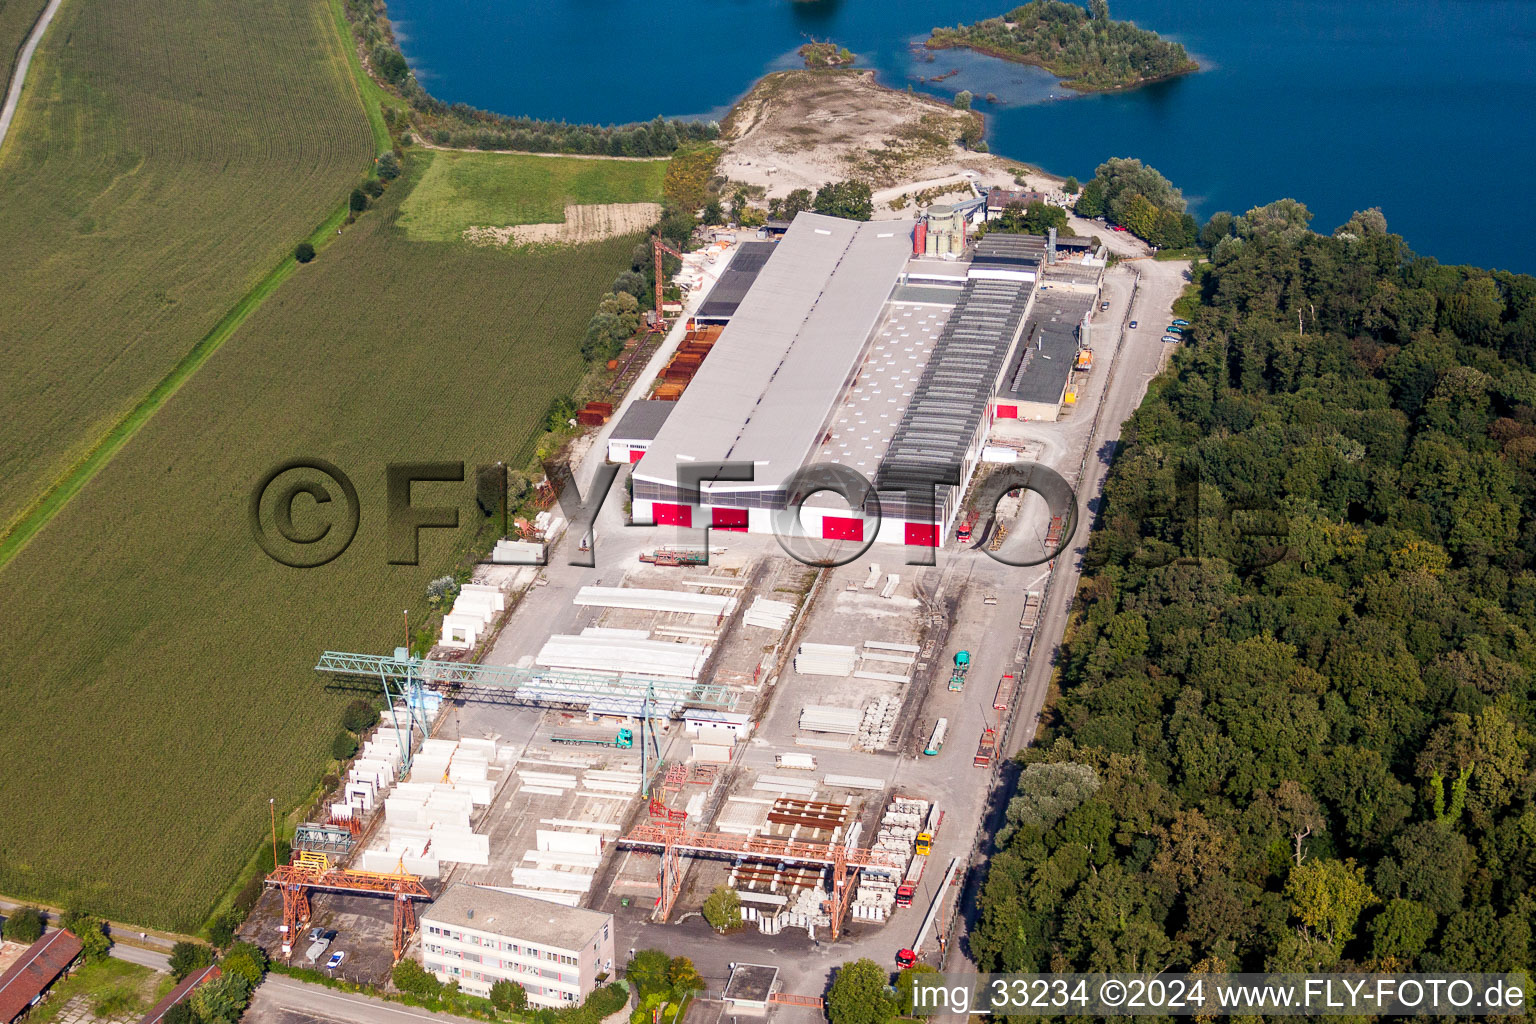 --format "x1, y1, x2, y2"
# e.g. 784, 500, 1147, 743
420, 884, 616, 1006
